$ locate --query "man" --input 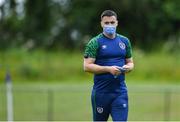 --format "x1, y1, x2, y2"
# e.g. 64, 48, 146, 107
83, 10, 134, 121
